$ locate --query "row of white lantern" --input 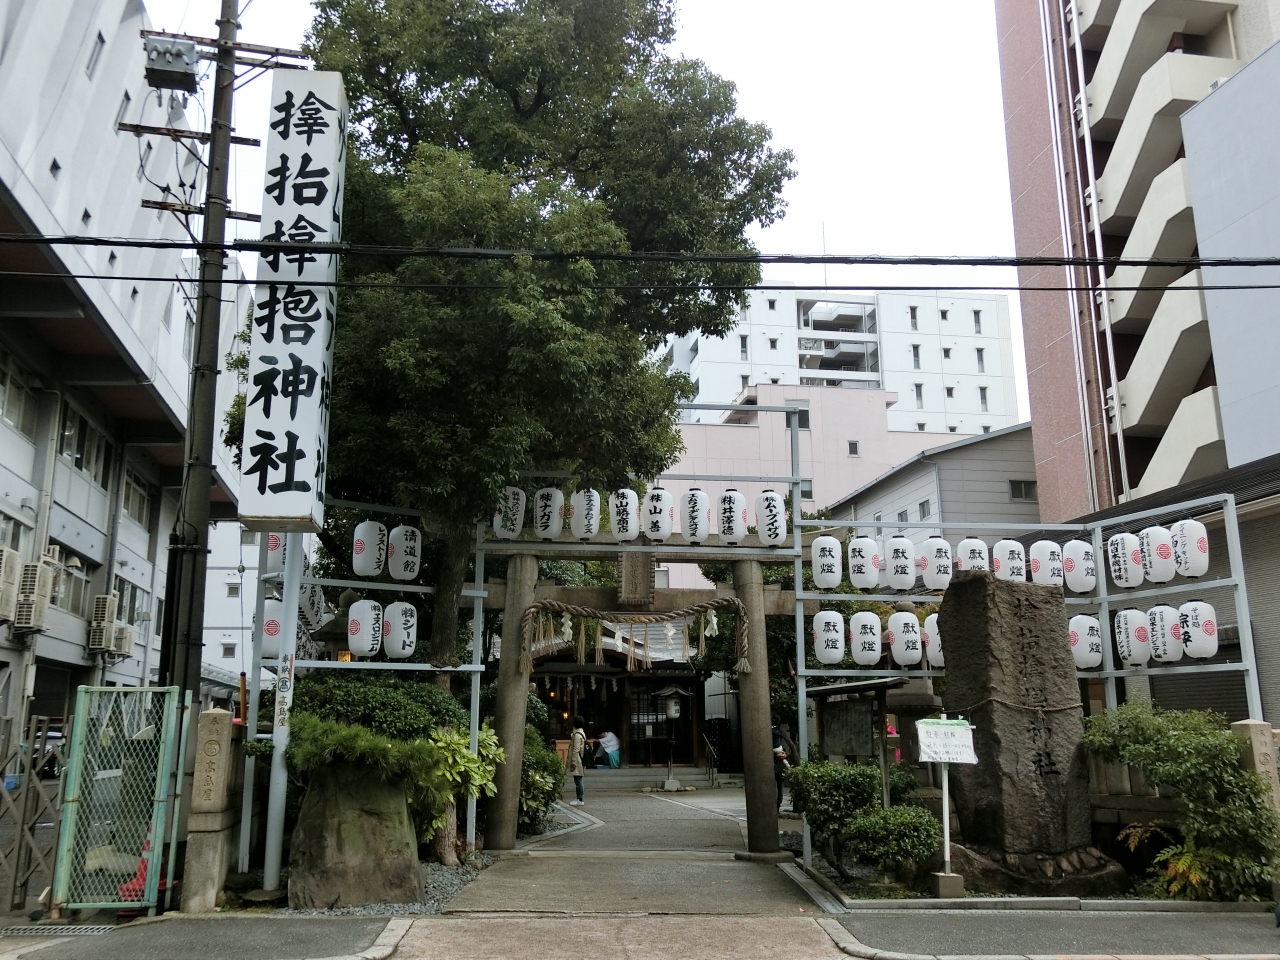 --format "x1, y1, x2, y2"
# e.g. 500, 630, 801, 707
493, 486, 789, 546
811, 534, 1097, 593
812, 610, 944, 668
1068, 601, 1217, 668
1104, 520, 1209, 589
351, 521, 423, 580
345, 599, 418, 658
